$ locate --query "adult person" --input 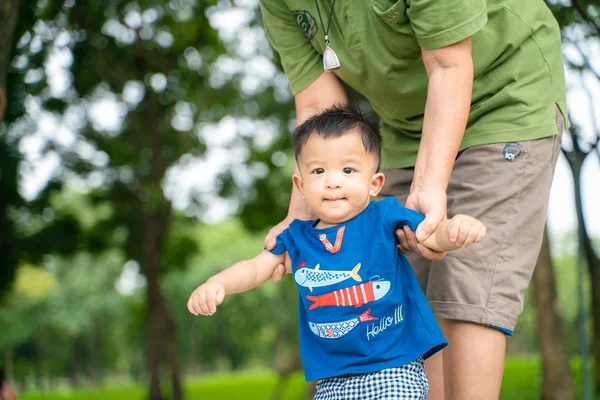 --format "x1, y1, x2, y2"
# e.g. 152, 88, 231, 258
0, 369, 17, 400
259, 0, 567, 399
